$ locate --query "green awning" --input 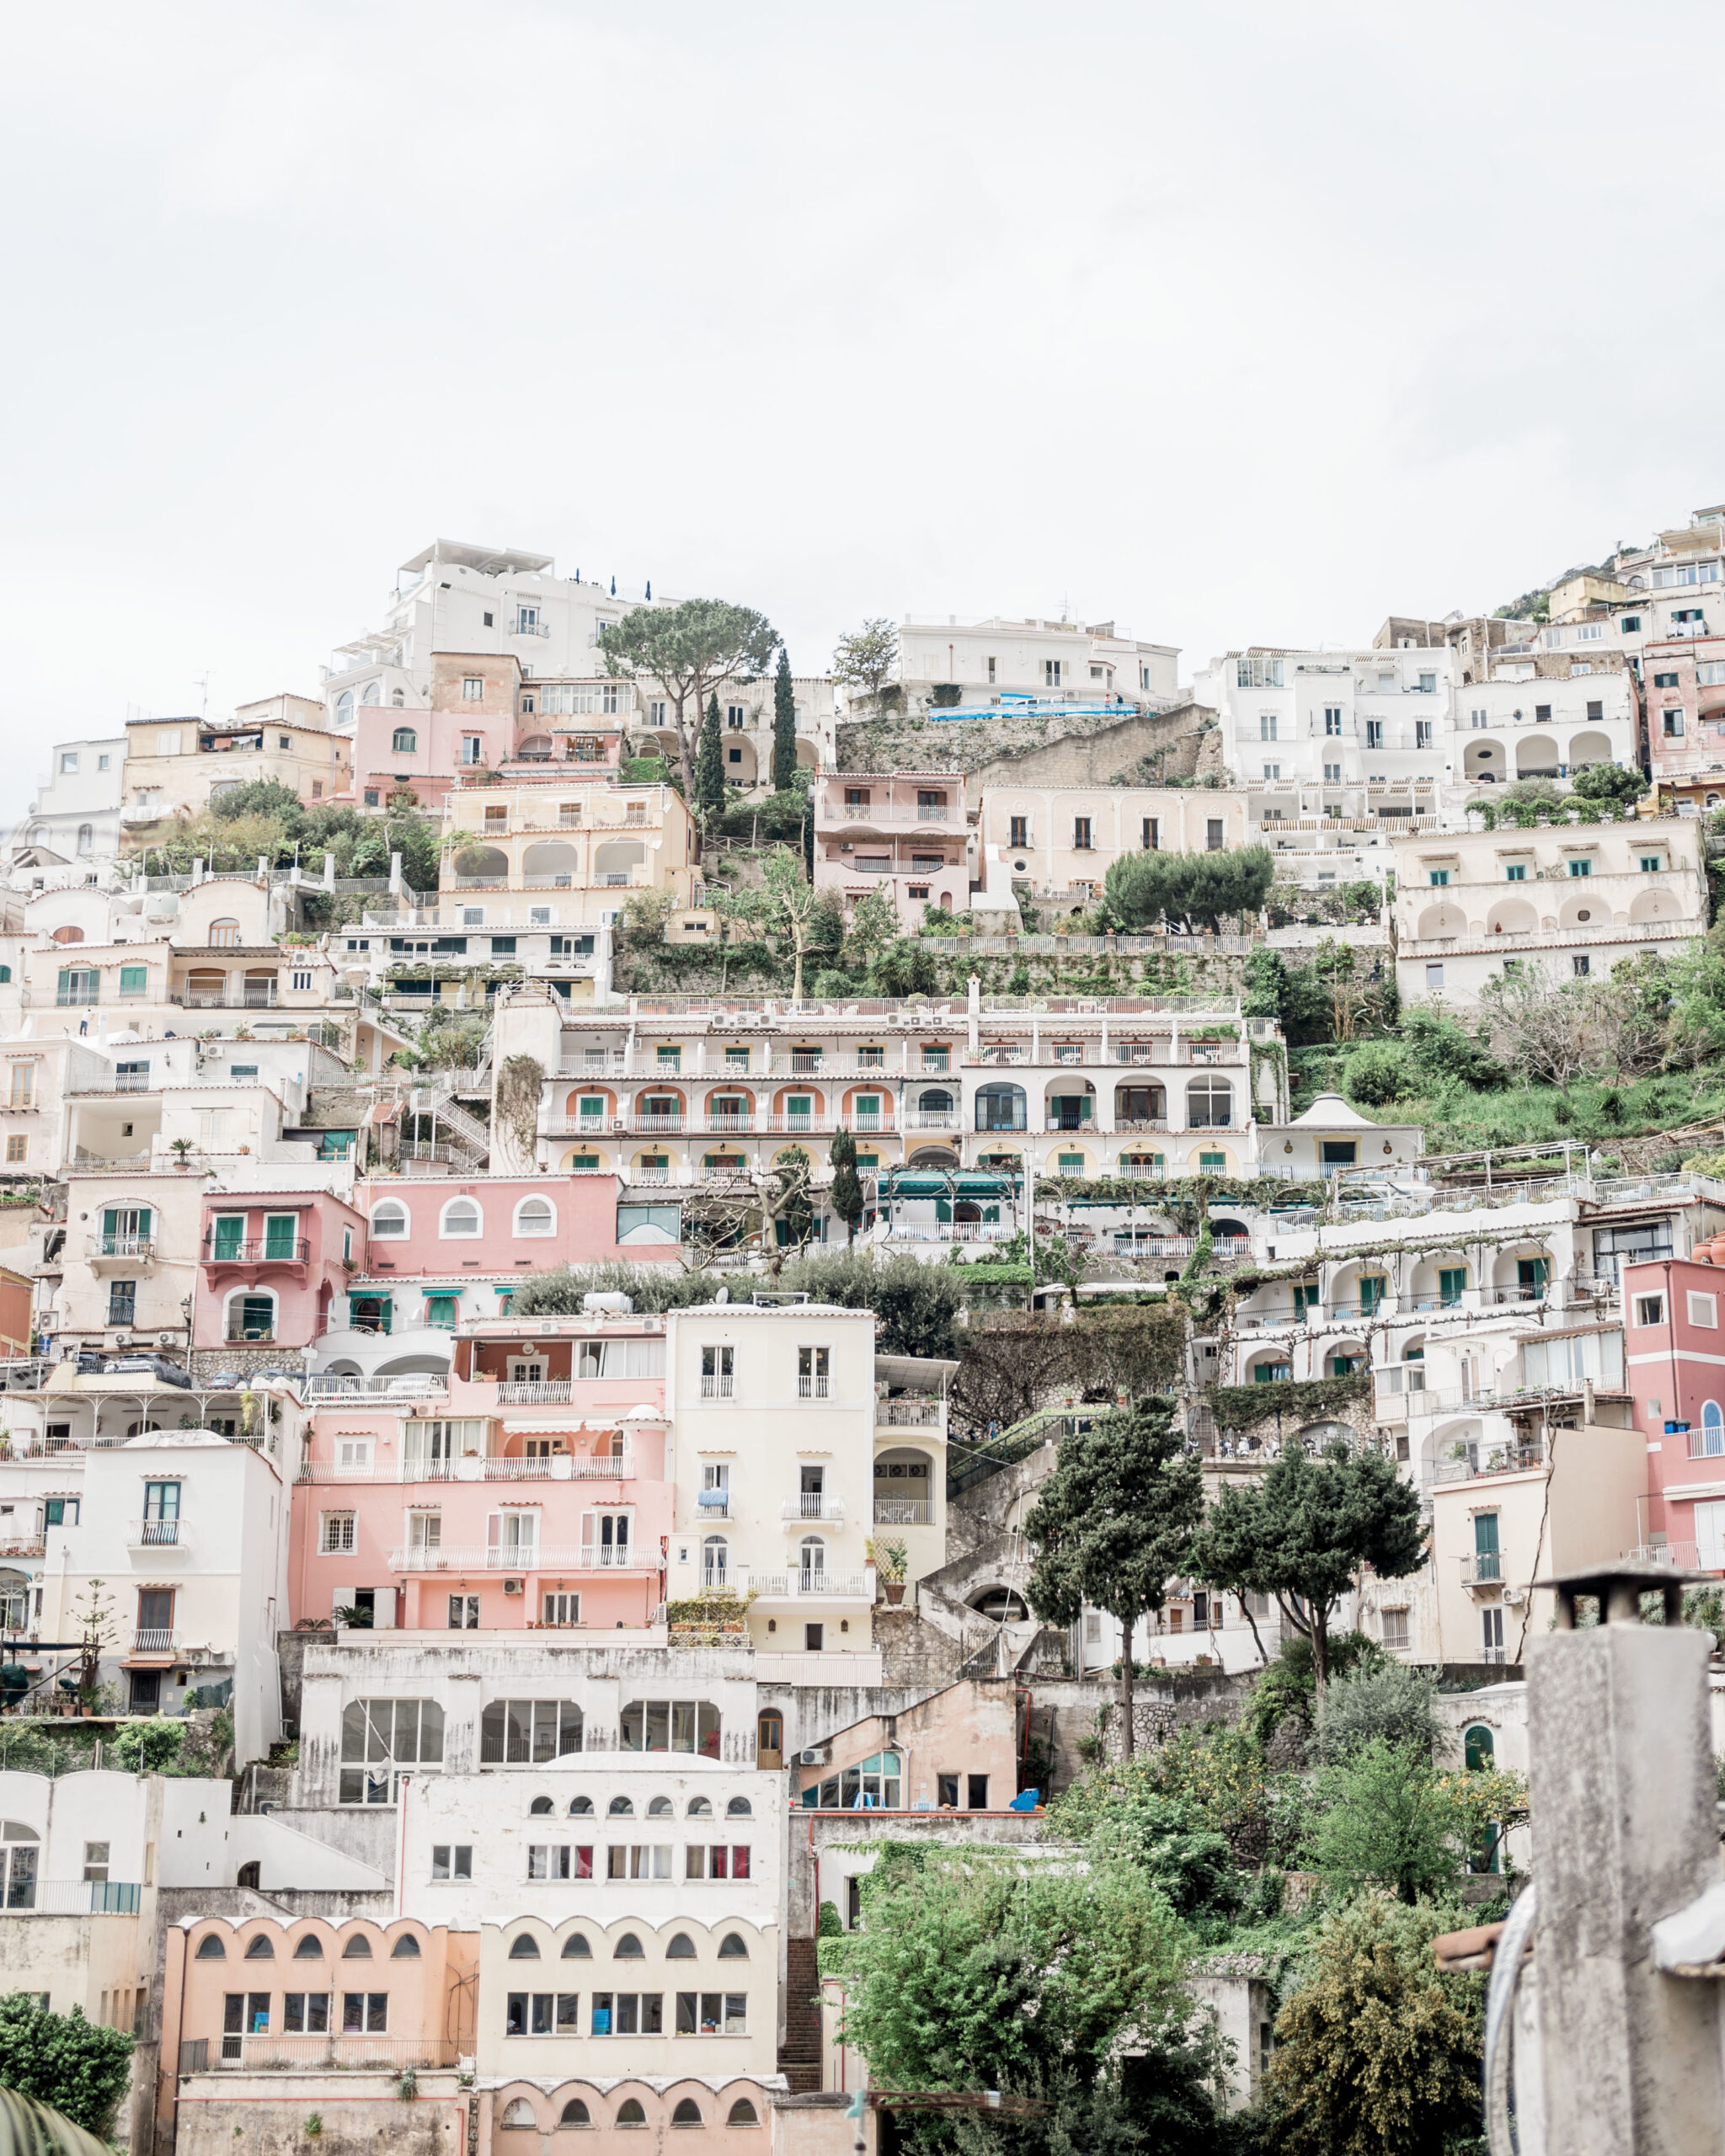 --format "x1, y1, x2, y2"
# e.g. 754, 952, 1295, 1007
884, 1174, 1018, 1198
